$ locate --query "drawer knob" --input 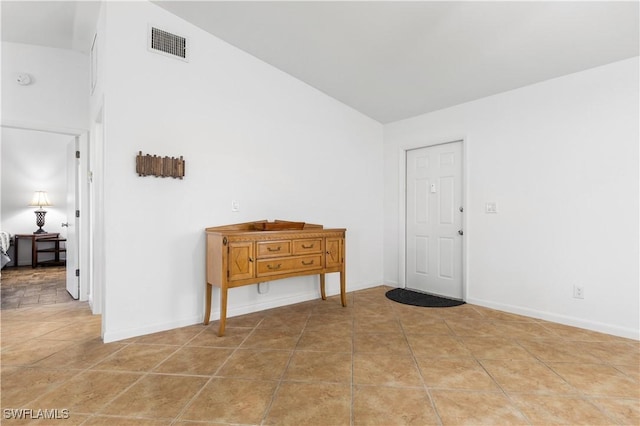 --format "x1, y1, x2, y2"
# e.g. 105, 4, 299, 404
302, 260, 314, 266
302, 244, 314, 249
267, 246, 281, 252
267, 264, 282, 270
249, 257, 254, 262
